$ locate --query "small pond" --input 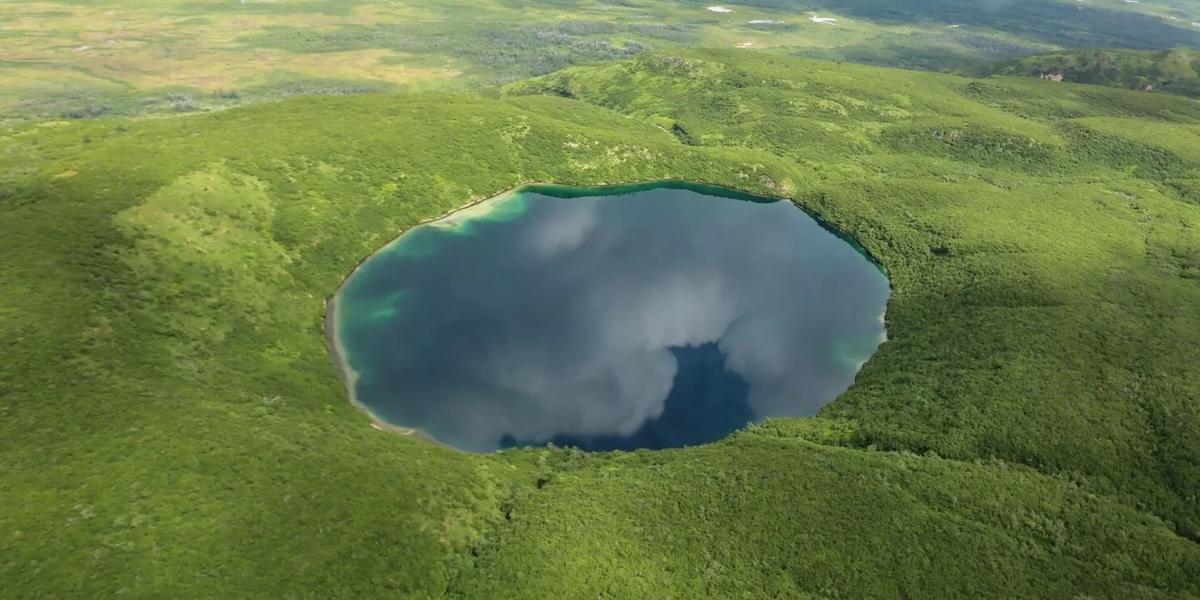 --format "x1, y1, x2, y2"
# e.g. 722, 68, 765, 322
330, 183, 889, 452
